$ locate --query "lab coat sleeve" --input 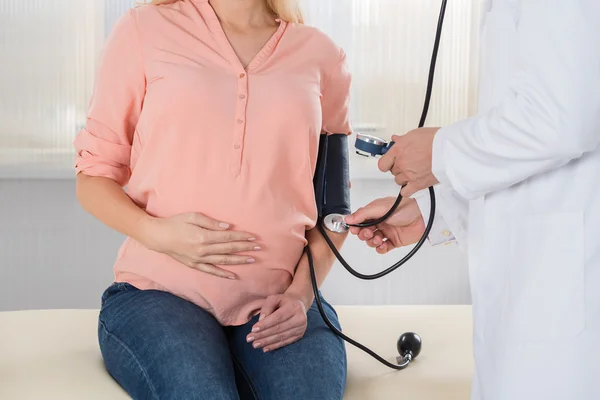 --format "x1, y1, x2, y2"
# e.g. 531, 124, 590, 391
413, 185, 469, 251
432, 1, 600, 200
